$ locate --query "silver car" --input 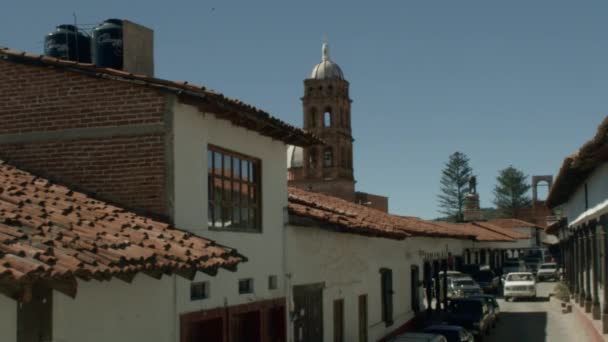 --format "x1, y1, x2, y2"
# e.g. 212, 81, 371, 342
449, 277, 482, 298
